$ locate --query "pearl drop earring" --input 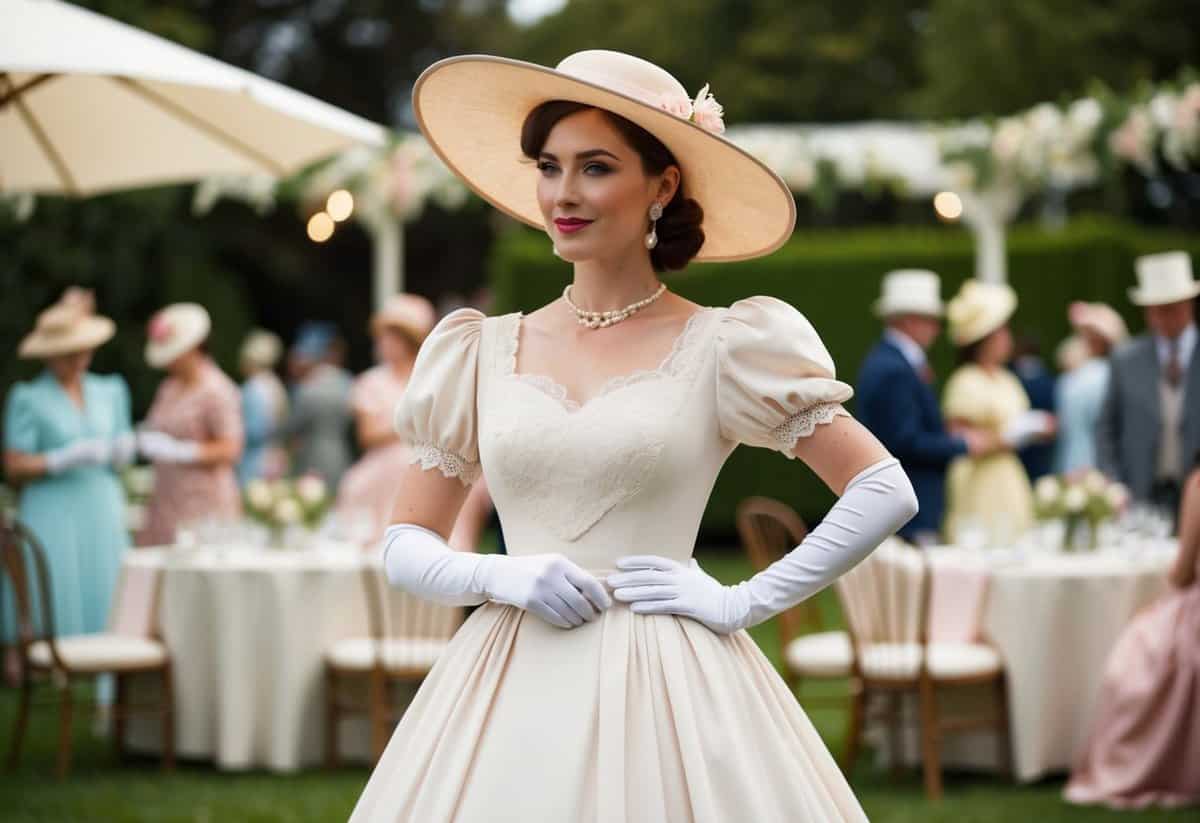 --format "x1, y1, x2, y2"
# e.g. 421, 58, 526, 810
645, 202, 663, 250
